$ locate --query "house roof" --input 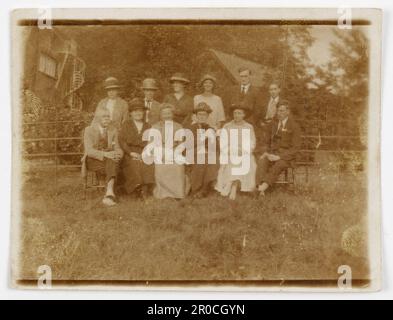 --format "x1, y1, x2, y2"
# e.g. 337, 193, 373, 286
208, 49, 269, 87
